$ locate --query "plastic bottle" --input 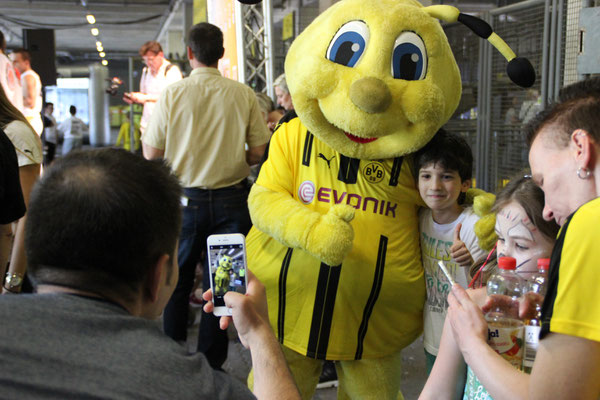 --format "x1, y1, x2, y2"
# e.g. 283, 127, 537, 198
485, 256, 525, 370
522, 258, 550, 373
